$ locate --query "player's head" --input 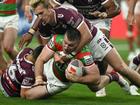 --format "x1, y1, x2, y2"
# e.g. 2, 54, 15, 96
32, 45, 44, 61
30, 0, 45, 15
63, 27, 81, 54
